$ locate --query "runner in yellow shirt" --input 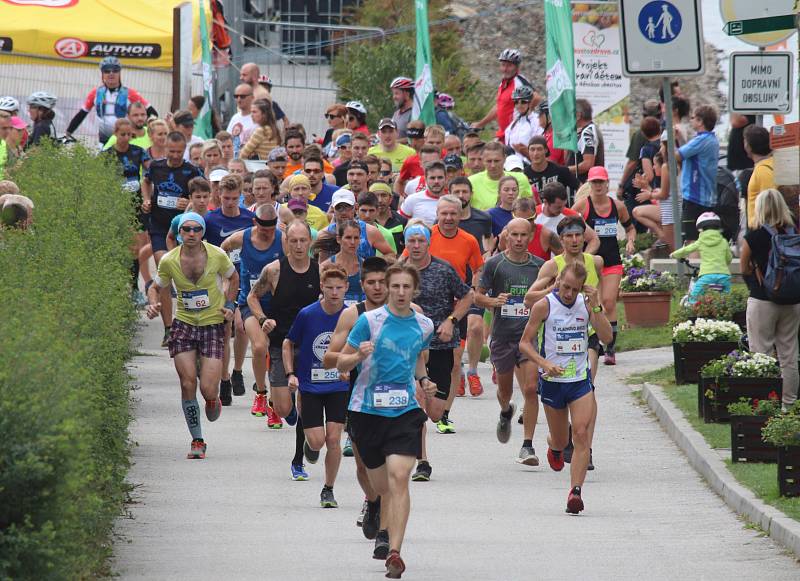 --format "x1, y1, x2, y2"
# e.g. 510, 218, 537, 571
368, 118, 416, 172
